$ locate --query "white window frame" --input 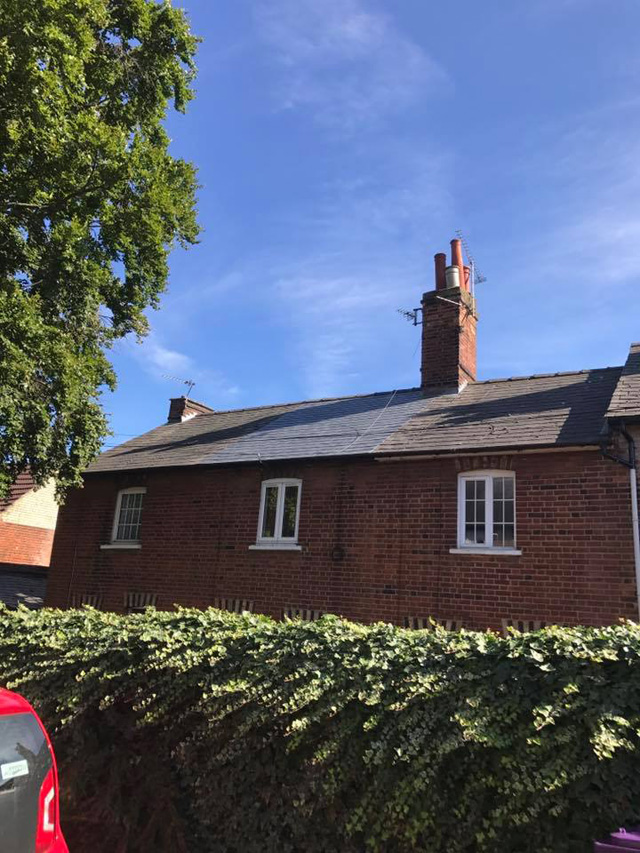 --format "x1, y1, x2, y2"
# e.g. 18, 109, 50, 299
106, 487, 146, 547
251, 479, 302, 550
451, 471, 521, 556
